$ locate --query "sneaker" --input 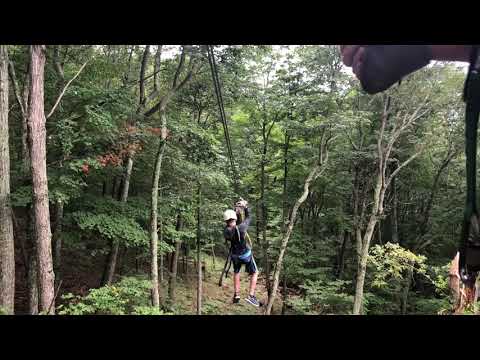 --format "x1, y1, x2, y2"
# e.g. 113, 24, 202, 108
245, 294, 260, 307
233, 295, 240, 304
